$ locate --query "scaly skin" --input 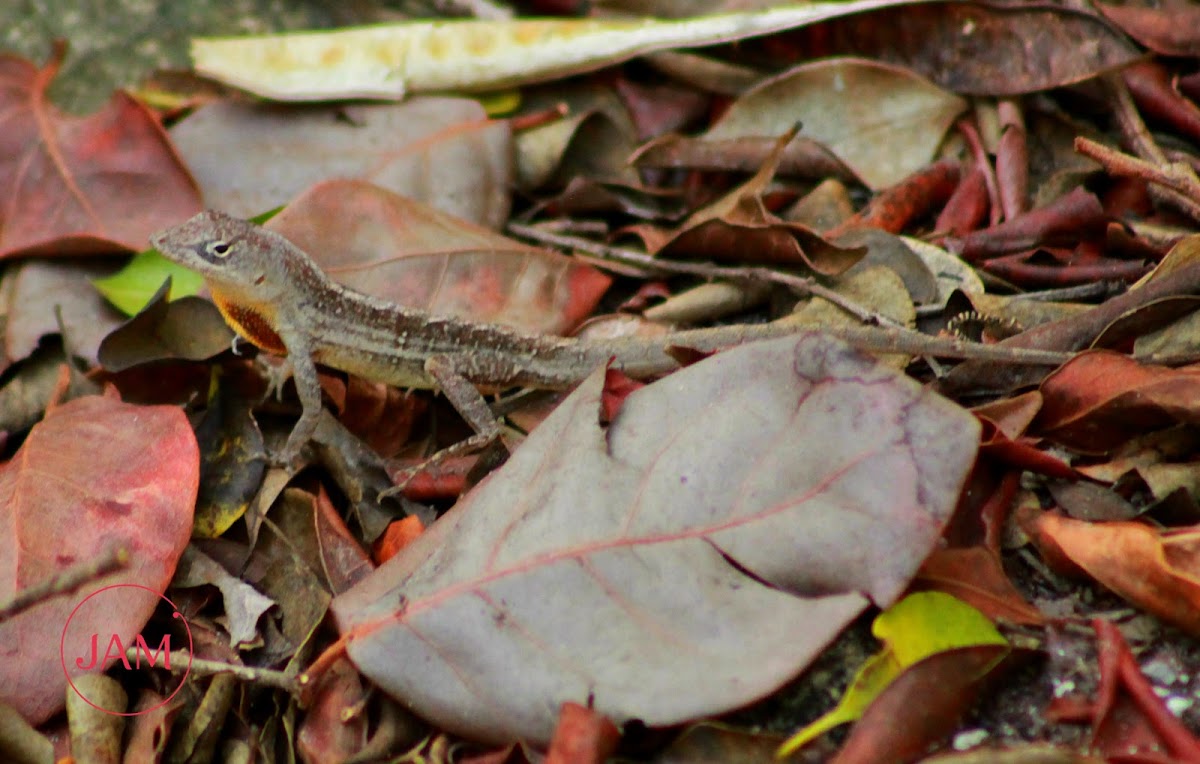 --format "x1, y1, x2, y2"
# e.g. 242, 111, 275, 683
150, 210, 824, 462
